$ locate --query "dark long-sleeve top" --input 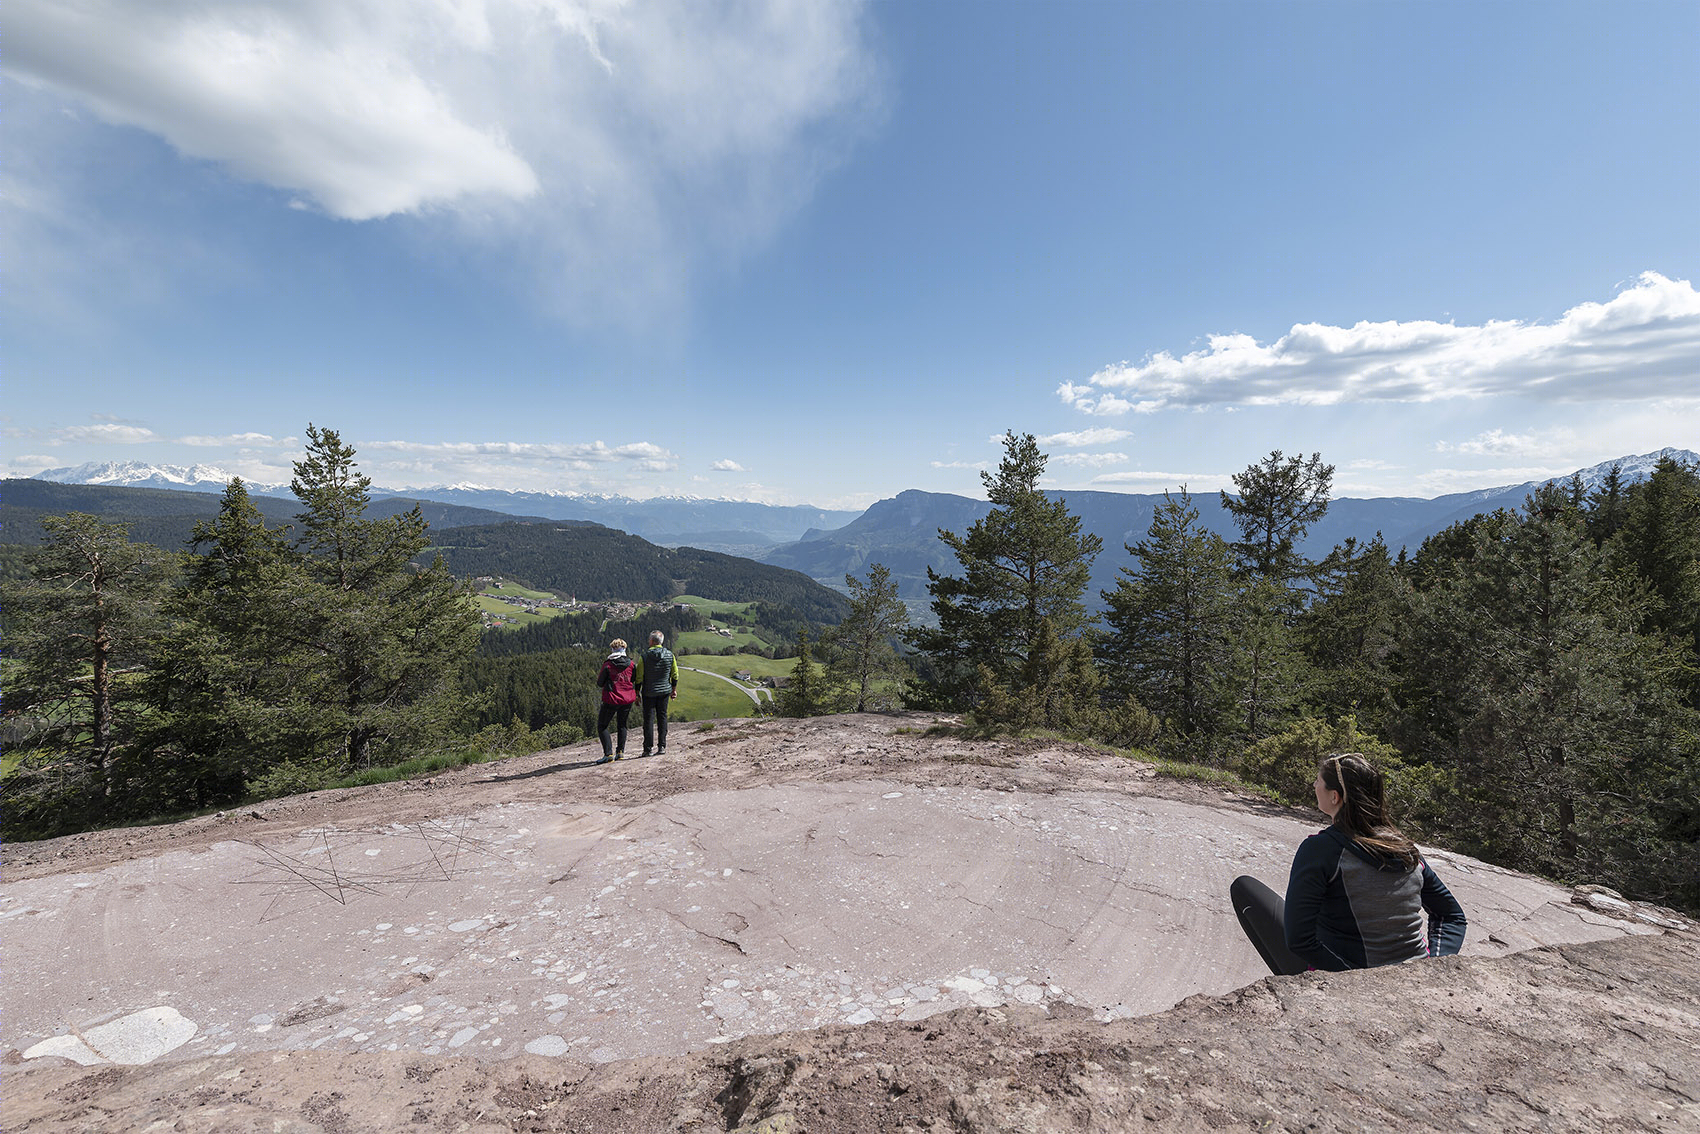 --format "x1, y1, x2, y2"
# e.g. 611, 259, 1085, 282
1283, 825, 1467, 971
